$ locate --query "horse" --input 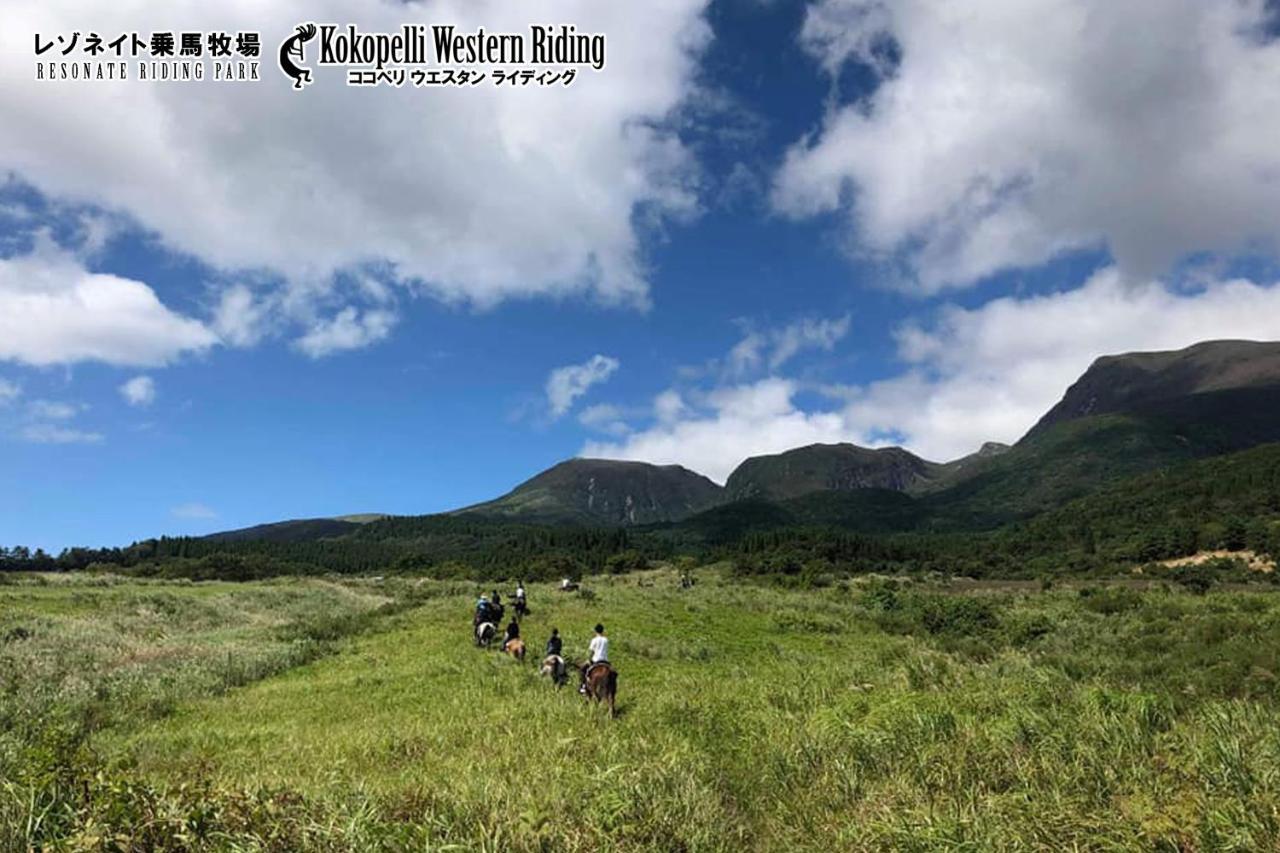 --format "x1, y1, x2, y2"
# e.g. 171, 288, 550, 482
540, 654, 567, 687
475, 621, 496, 648
505, 638, 526, 662
514, 597, 528, 620
580, 662, 618, 718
